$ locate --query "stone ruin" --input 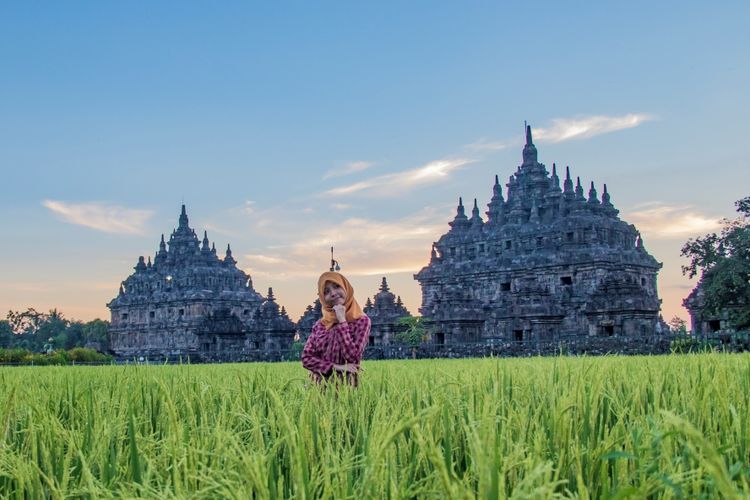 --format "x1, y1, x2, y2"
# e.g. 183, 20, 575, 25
414, 125, 663, 344
109, 124, 668, 360
108, 205, 295, 360
295, 276, 412, 345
